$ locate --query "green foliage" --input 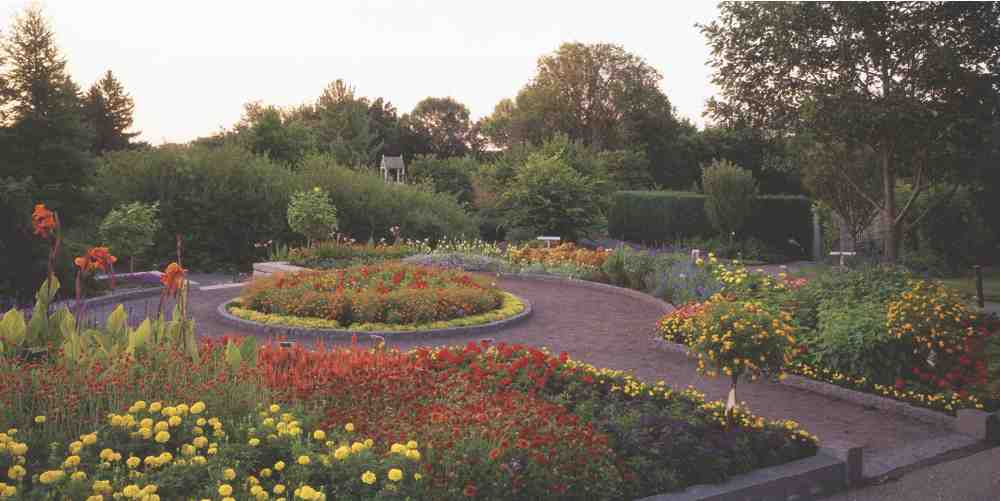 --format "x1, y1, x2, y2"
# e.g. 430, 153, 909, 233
297, 155, 478, 243
401, 97, 473, 158
788, 265, 912, 331
83, 70, 139, 154
609, 191, 709, 243
95, 143, 297, 271
805, 300, 907, 383
99, 201, 161, 272
499, 149, 604, 240
407, 155, 478, 205
701, 159, 758, 238
902, 185, 991, 275
608, 191, 813, 258
287, 188, 338, 245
